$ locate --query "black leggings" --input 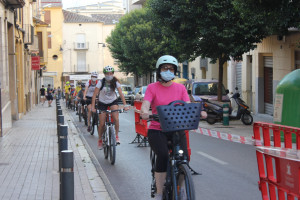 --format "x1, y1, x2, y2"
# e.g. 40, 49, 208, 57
148, 129, 188, 172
